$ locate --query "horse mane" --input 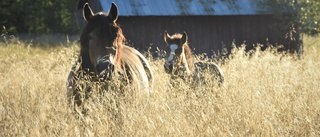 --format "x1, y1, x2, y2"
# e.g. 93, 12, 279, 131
113, 23, 125, 67
120, 45, 152, 93
183, 43, 195, 72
